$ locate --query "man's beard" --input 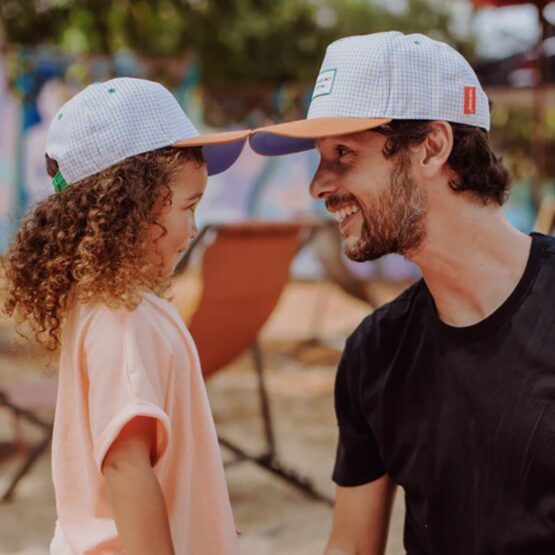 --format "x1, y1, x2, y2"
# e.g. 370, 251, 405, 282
333, 154, 428, 262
